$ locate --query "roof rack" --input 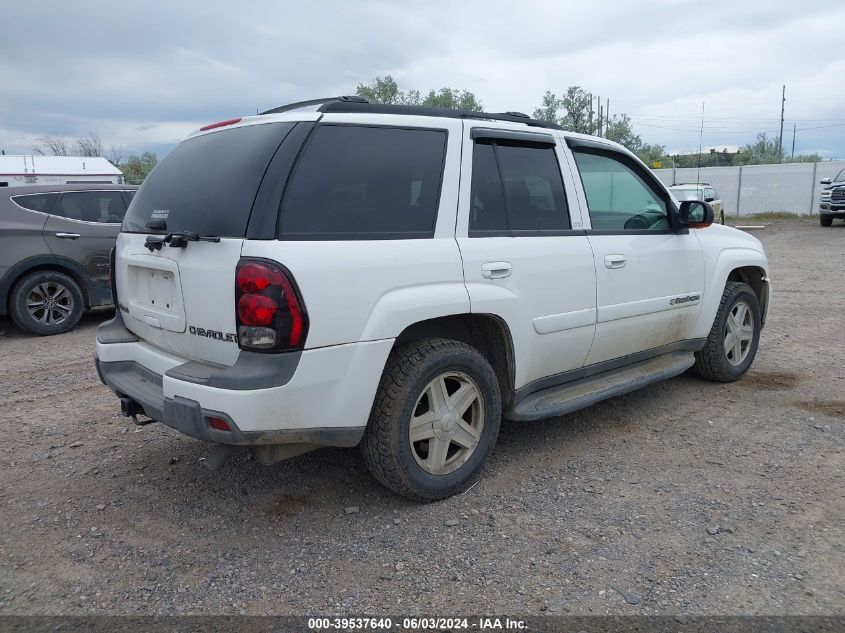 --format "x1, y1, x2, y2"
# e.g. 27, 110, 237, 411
260, 95, 368, 115
260, 96, 563, 130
